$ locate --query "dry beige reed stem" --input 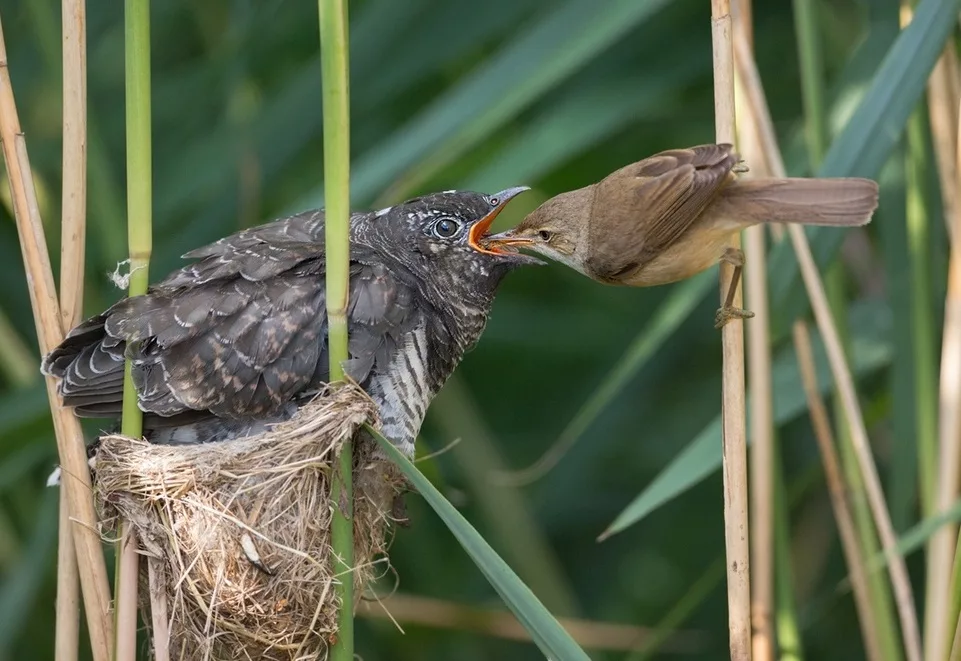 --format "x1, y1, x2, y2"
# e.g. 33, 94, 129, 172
952, 621, 961, 661
147, 558, 171, 661
731, 31, 887, 661
711, 1, 752, 660
927, 43, 959, 243
56, 489, 80, 661
787, 163, 924, 661
730, 6, 774, 661
0, 13, 113, 661
729, 30, 922, 661
115, 529, 139, 661
732, 30, 922, 661
924, 94, 961, 661
792, 323, 886, 661
55, 2, 87, 659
